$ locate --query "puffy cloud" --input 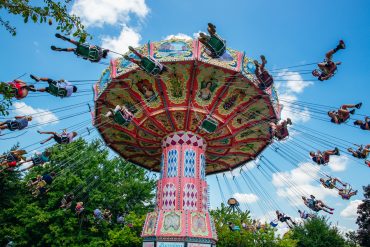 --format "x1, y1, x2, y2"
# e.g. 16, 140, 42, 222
13, 102, 59, 125
71, 0, 149, 27
164, 33, 192, 41
277, 70, 313, 94
275, 70, 313, 123
233, 192, 259, 203
328, 155, 349, 172
101, 26, 141, 58
340, 200, 362, 218
272, 162, 337, 206
279, 93, 311, 123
